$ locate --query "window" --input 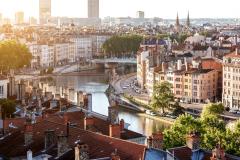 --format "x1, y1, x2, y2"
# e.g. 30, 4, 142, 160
185, 85, 188, 89
193, 86, 197, 90
176, 84, 181, 88
193, 92, 197, 96
0, 86, 3, 95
